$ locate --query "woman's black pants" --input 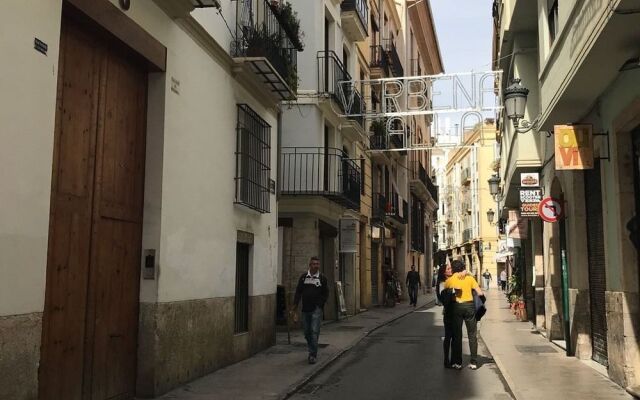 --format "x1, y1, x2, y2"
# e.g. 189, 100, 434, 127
451, 302, 477, 365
